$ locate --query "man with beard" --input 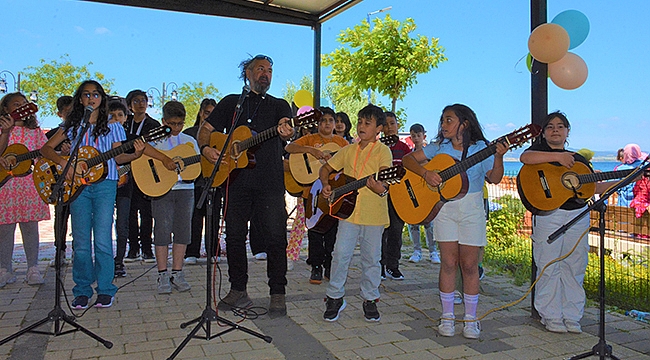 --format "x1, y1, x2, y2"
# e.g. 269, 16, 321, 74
198, 54, 294, 318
